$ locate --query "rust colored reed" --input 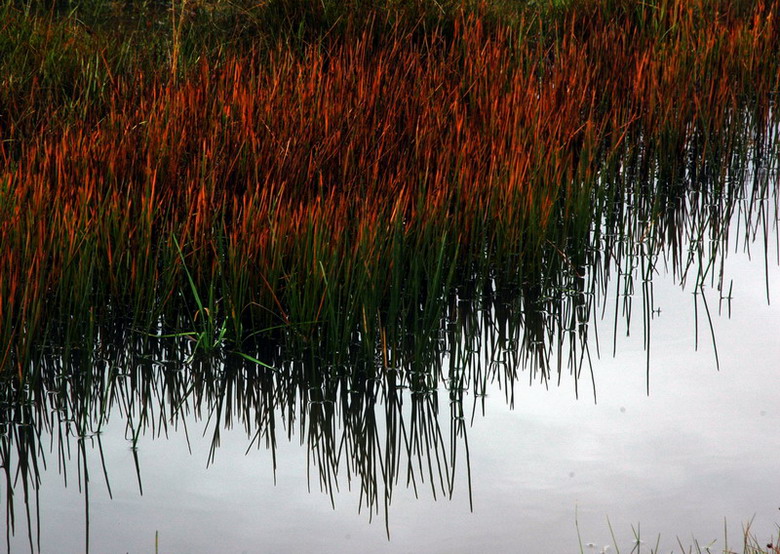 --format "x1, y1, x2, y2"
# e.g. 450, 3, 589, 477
1, 0, 778, 369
